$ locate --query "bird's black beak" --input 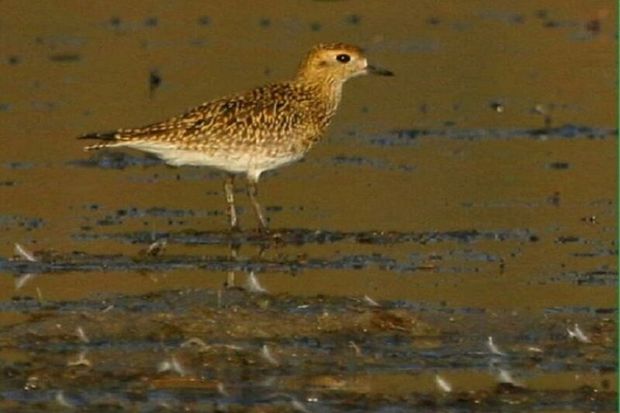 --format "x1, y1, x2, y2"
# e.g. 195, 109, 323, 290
366, 65, 394, 76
